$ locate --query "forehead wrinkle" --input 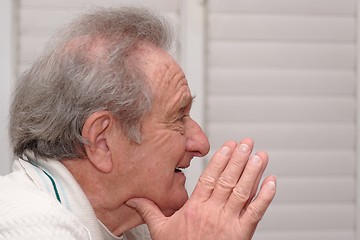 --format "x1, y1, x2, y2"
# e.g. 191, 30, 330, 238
151, 64, 187, 98
181, 84, 191, 105
174, 72, 188, 90
163, 64, 192, 111
173, 85, 192, 113
177, 73, 192, 108
136, 43, 192, 114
